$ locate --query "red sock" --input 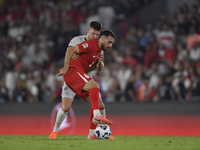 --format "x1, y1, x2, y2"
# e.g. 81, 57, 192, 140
89, 107, 97, 129
89, 88, 99, 110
